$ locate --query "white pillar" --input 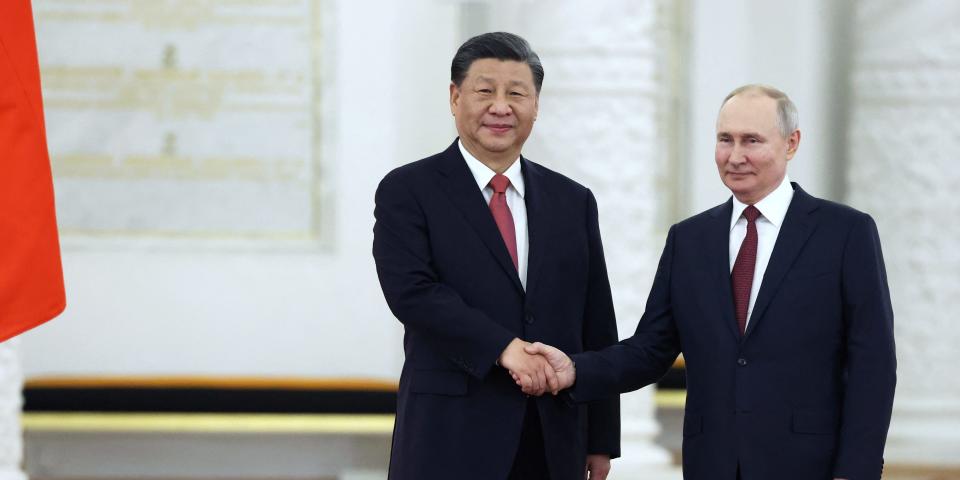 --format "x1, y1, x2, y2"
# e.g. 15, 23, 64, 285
0, 339, 27, 480
487, 1, 681, 477
846, 0, 960, 467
